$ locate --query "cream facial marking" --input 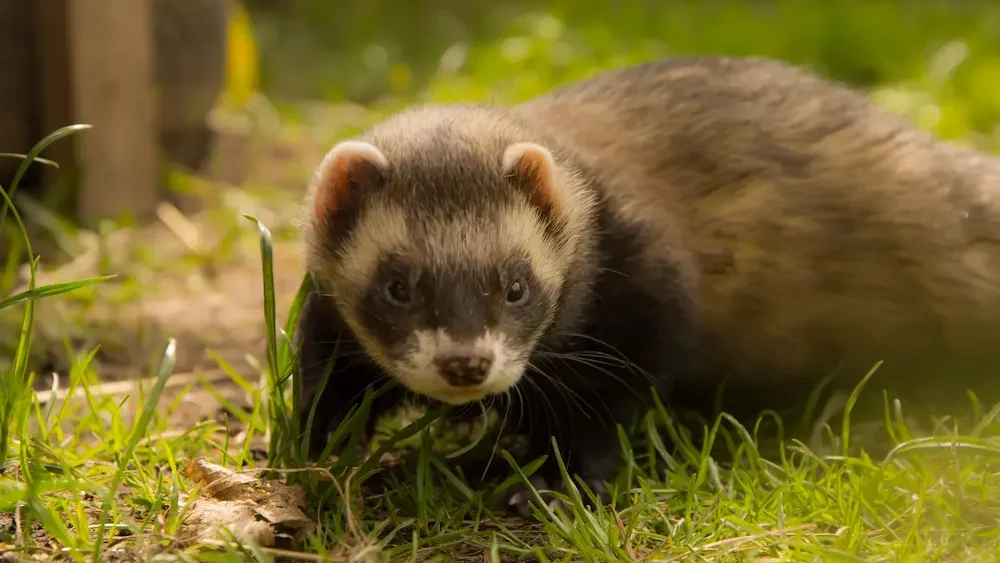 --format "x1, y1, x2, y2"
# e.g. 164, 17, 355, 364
395, 328, 526, 404
415, 209, 566, 296
331, 203, 412, 290
321, 201, 566, 302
